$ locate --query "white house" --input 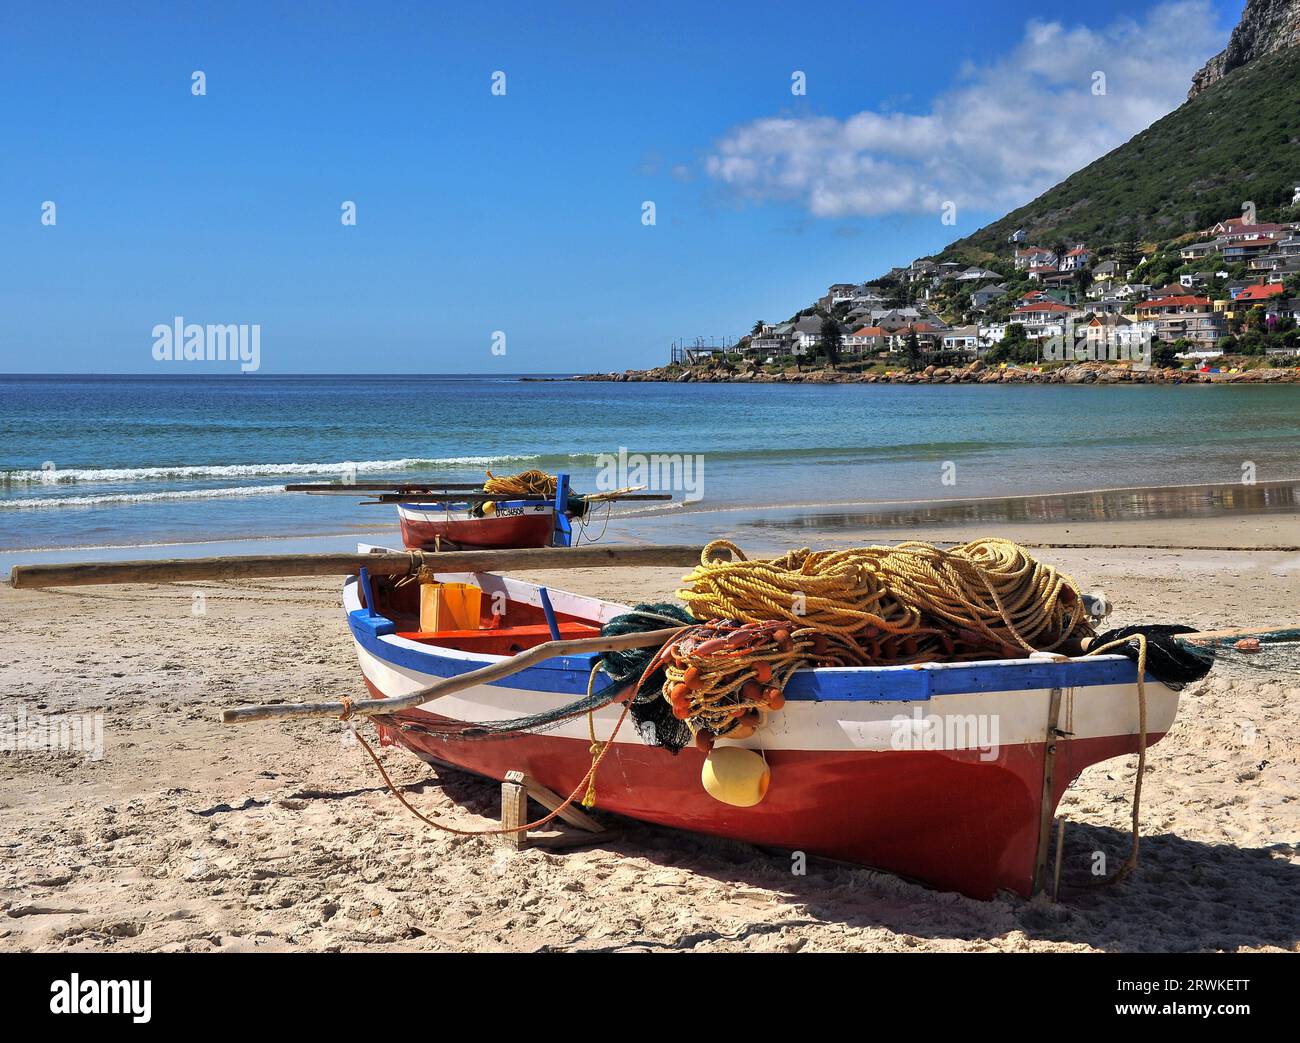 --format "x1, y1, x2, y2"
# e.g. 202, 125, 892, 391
1014, 246, 1056, 270
1059, 245, 1091, 271
940, 325, 981, 352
